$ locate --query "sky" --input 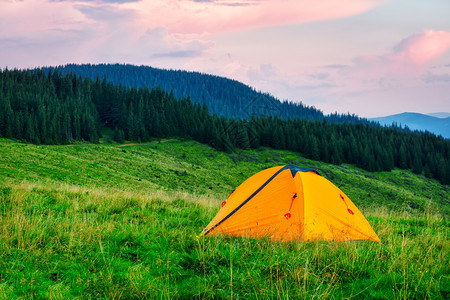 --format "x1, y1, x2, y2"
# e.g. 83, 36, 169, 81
1, 0, 449, 117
